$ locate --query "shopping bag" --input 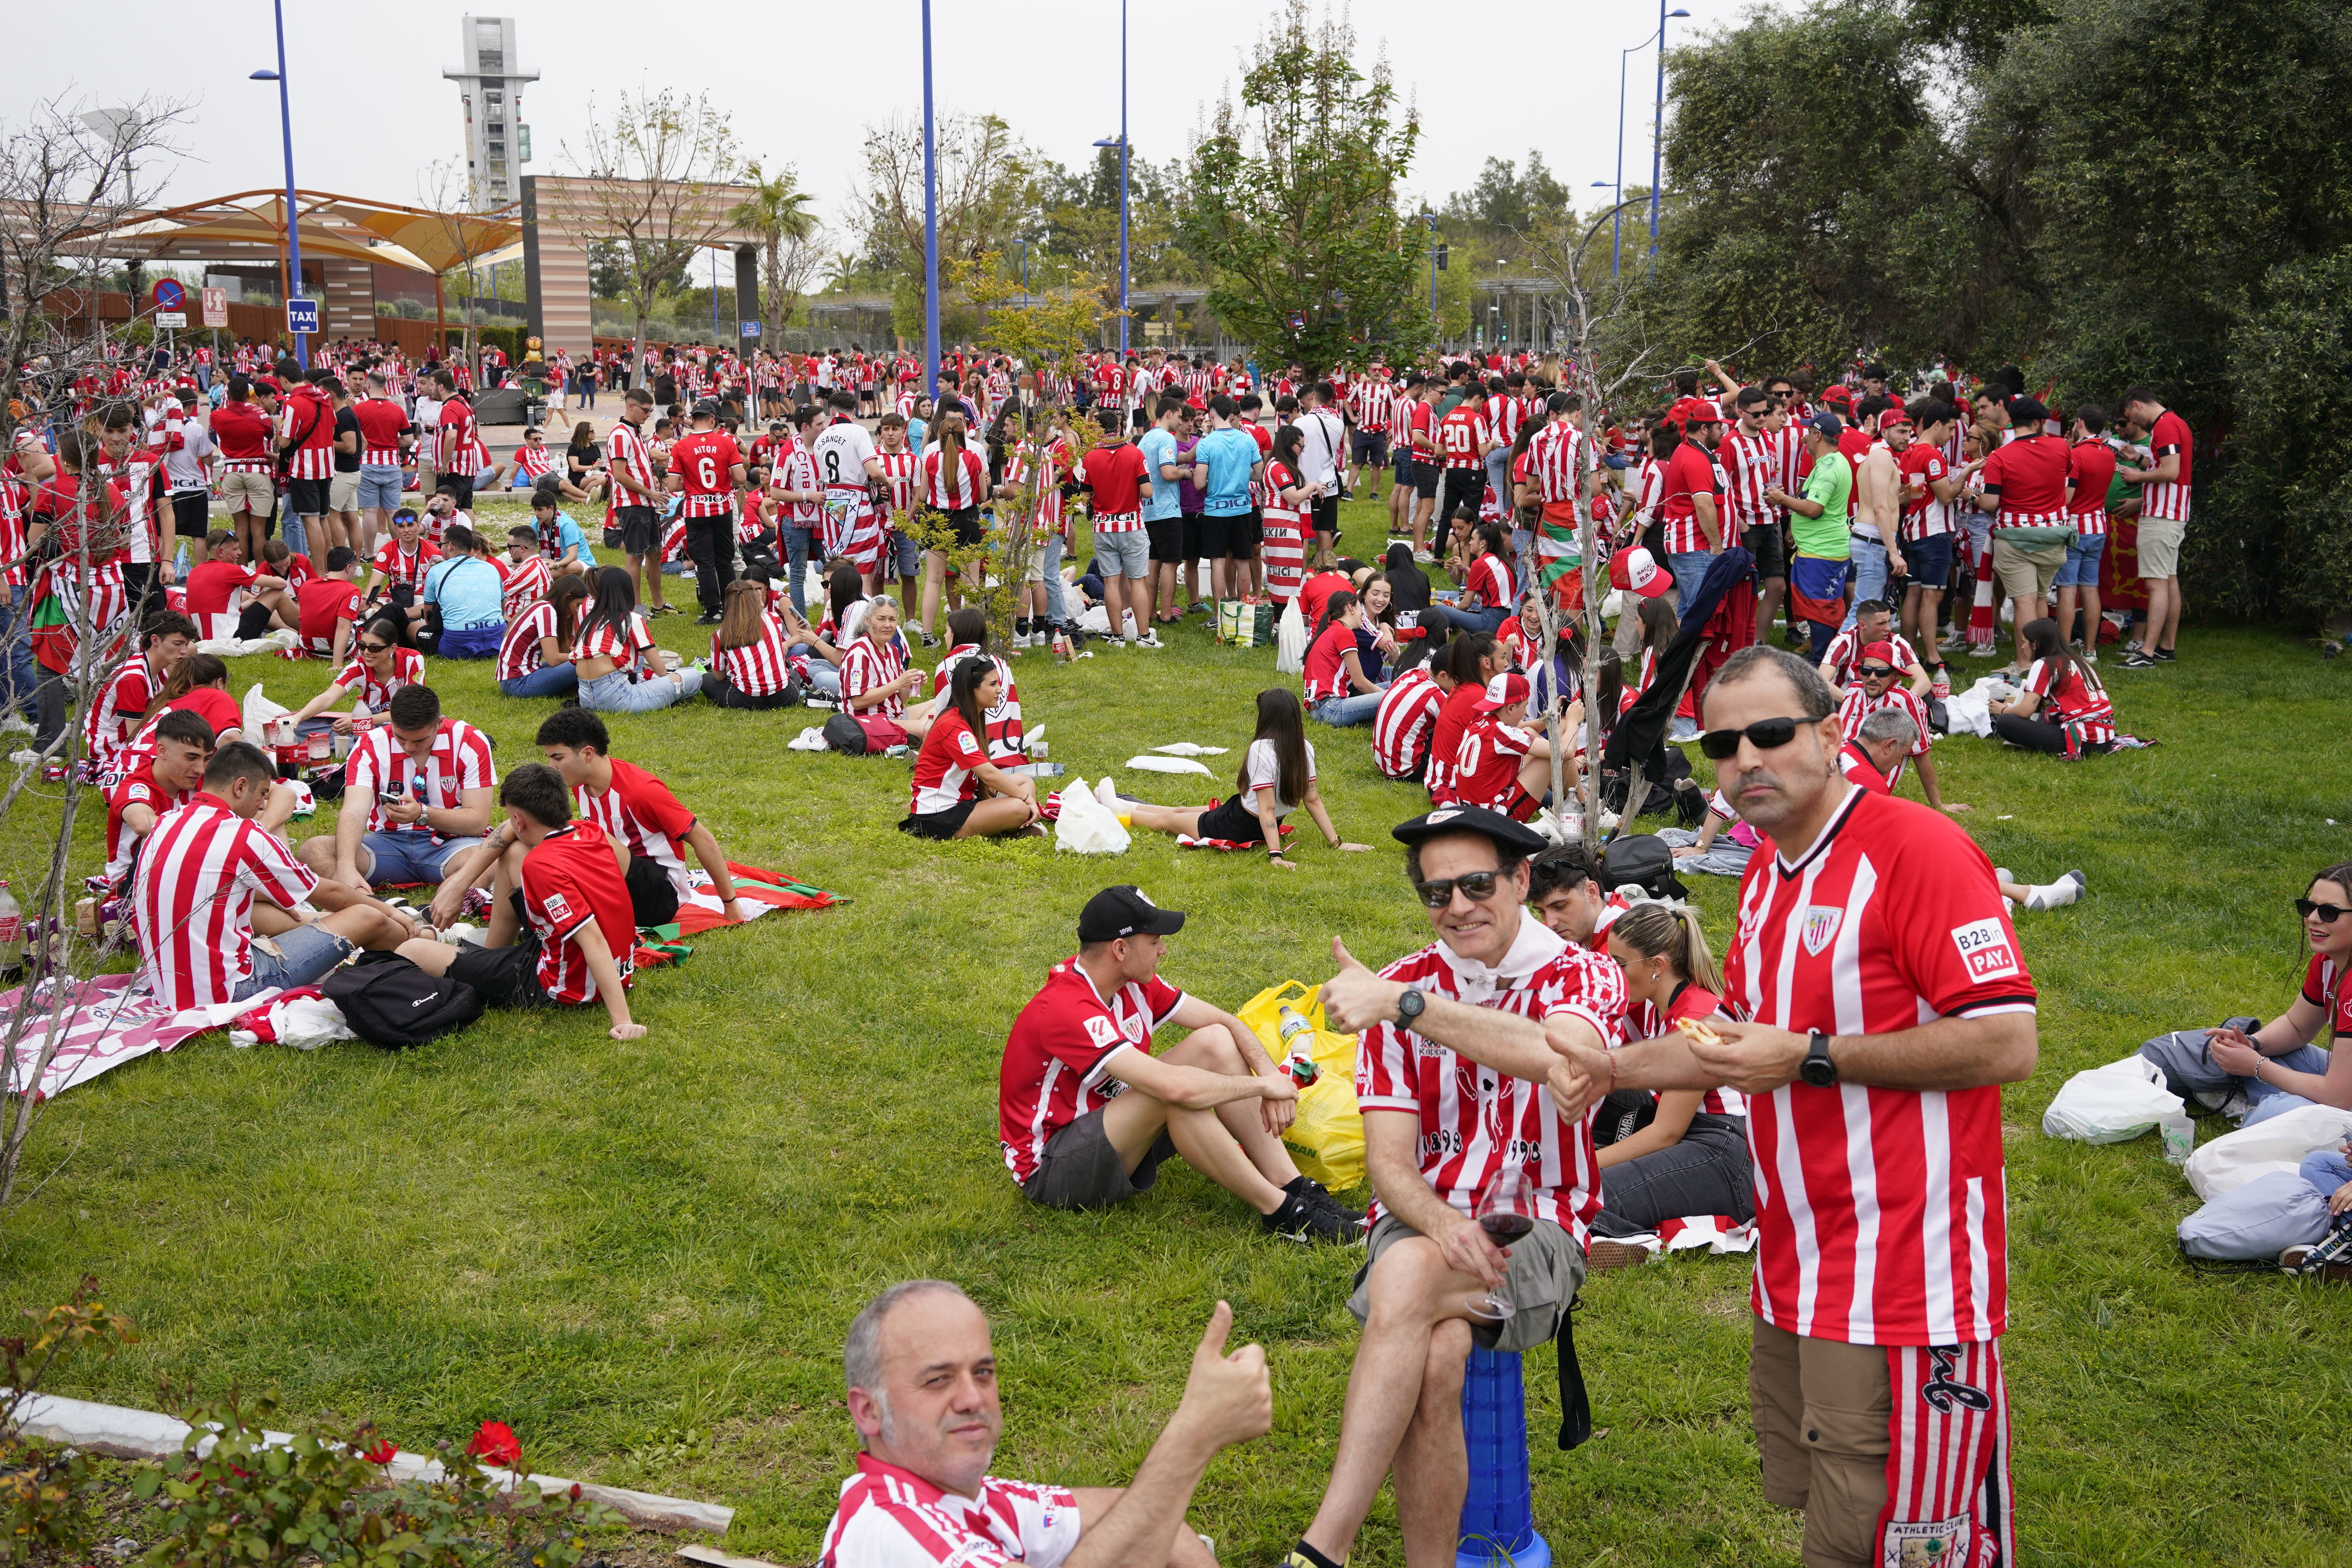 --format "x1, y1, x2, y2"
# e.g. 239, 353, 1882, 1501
241, 681, 292, 741
1274, 597, 1308, 675
1218, 600, 1275, 647
1236, 980, 1365, 1191
2182, 1103, 2352, 1201
2039, 1054, 2183, 1145
1053, 778, 1131, 855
